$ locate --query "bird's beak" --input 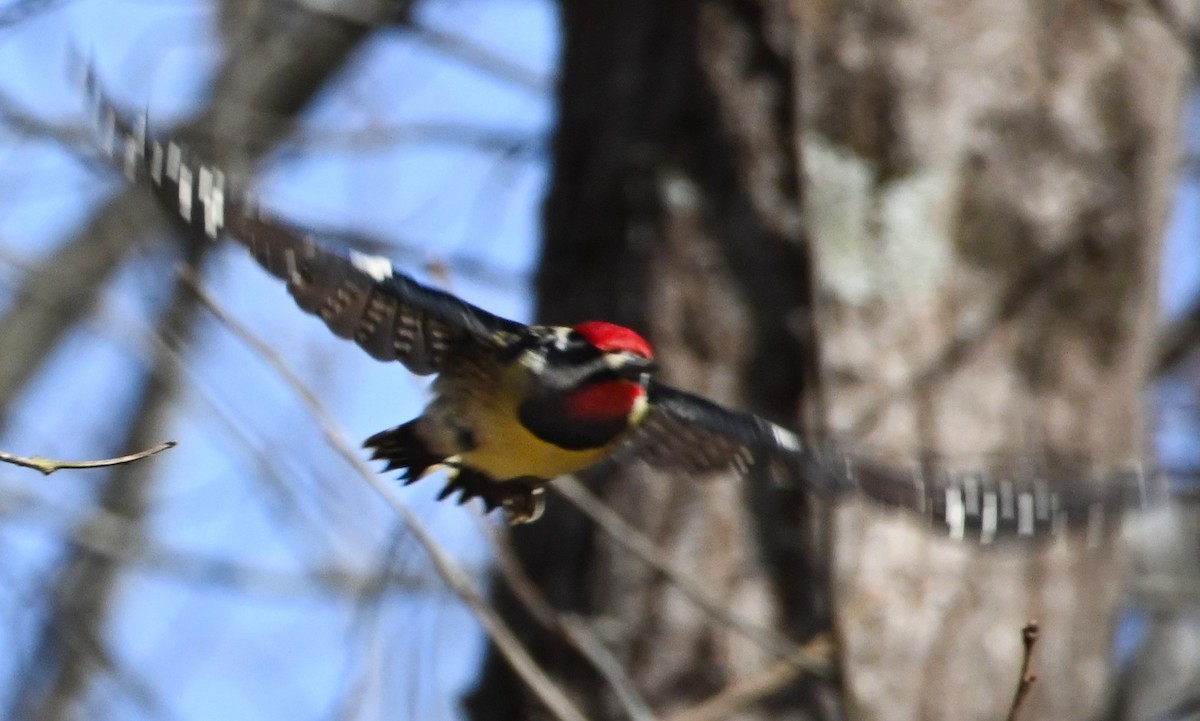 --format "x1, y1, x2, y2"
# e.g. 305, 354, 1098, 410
621, 355, 657, 378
